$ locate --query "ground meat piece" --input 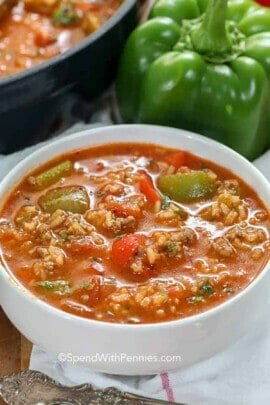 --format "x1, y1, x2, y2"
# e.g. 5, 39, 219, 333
36, 245, 65, 266
211, 237, 235, 258
11, 207, 103, 248
145, 228, 196, 264
86, 192, 144, 235
201, 192, 247, 225
47, 209, 66, 229
156, 203, 187, 226
86, 209, 136, 234
15, 205, 39, 225
90, 167, 140, 186
96, 182, 125, 198
97, 194, 145, 219
108, 283, 170, 319
155, 228, 196, 246
226, 224, 267, 251
0, 221, 27, 242
63, 214, 95, 237
32, 245, 66, 280
217, 179, 241, 196
124, 228, 196, 276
